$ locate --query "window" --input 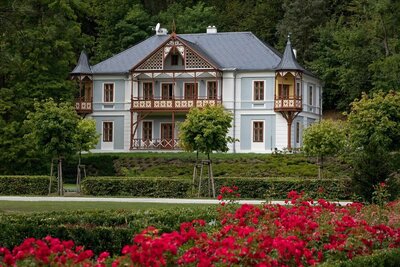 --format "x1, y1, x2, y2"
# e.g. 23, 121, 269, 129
104, 83, 114, 102
296, 82, 301, 97
207, 81, 217, 99
142, 121, 152, 141
171, 54, 179, 65
296, 122, 300, 143
143, 82, 153, 100
309, 85, 313, 105
162, 83, 173, 100
254, 81, 264, 101
253, 121, 264, 142
103, 122, 113, 142
184, 83, 198, 100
